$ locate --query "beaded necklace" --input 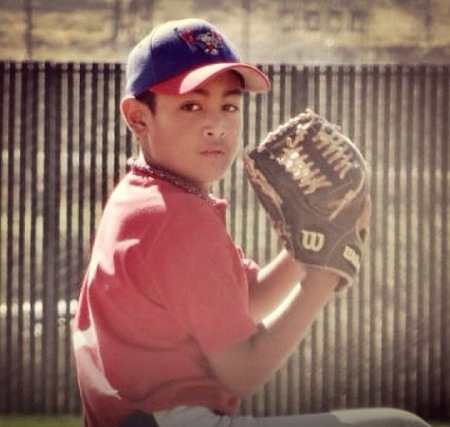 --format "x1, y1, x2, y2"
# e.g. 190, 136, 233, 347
128, 158, 217, 205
